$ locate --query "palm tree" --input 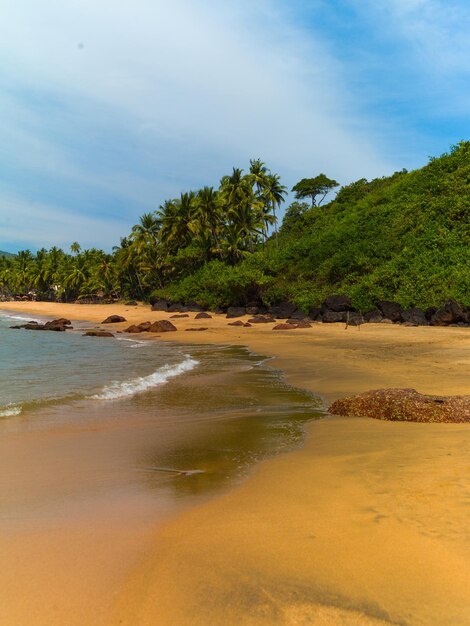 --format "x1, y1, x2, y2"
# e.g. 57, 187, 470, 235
261, 173, 287, 242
